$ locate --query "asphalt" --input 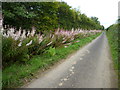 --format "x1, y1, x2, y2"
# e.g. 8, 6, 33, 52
24, 32, 118, 88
